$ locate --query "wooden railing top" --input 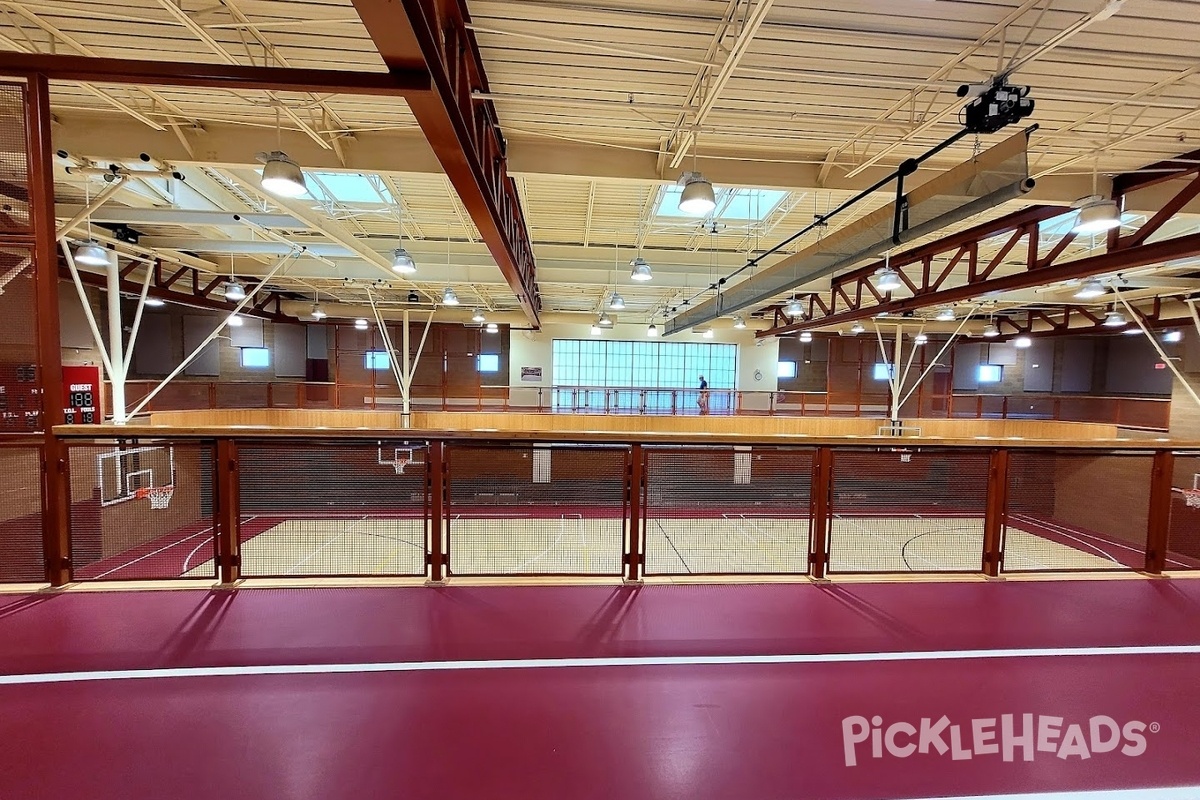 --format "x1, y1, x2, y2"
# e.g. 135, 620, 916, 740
52, 423, 1200, 450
